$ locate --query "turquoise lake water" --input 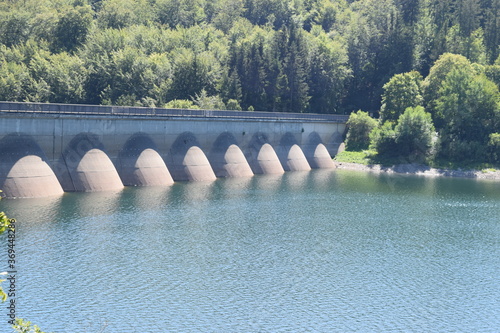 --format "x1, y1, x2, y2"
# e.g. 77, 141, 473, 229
1, 169, 499, 332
